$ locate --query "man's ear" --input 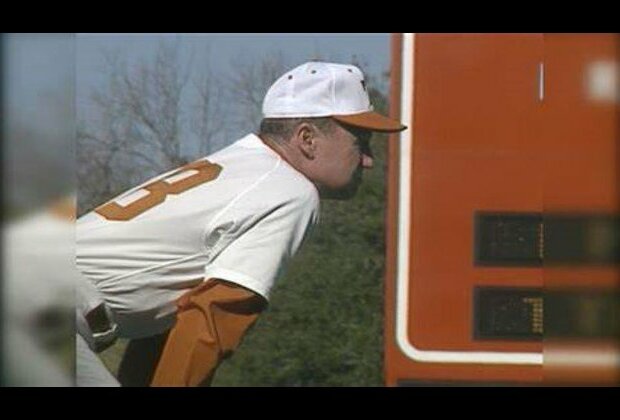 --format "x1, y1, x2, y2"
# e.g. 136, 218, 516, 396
294, 123, 317, 160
